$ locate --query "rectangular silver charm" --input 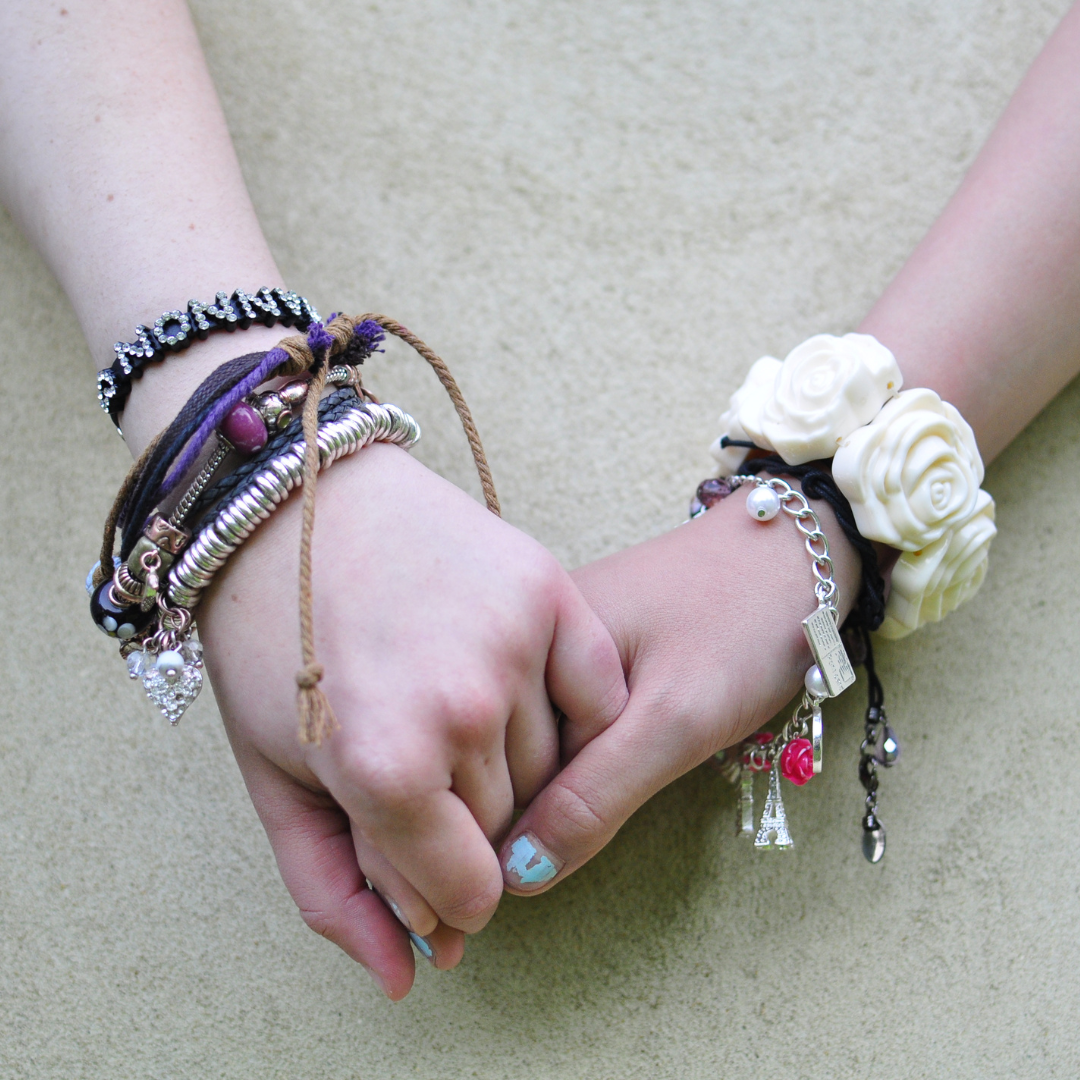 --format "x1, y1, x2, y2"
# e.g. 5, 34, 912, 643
801, 606, 856, 697
739, 767, 755, 837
